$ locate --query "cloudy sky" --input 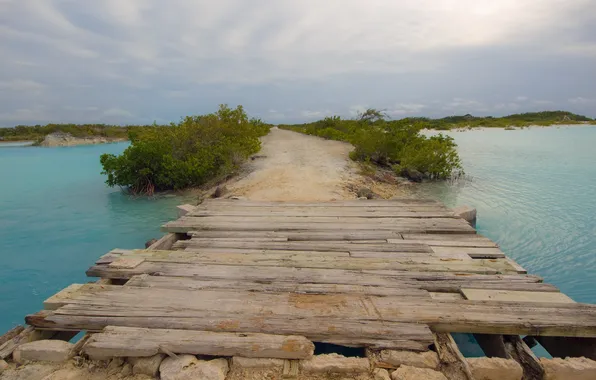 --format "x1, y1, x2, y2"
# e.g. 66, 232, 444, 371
1, 0, 595, 126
